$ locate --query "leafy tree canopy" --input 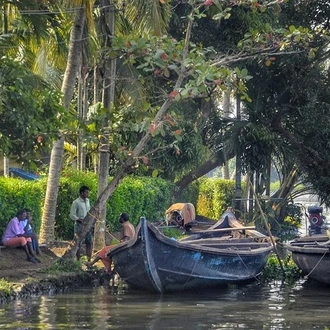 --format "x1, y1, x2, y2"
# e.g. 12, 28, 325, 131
0, 57, 68, 167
